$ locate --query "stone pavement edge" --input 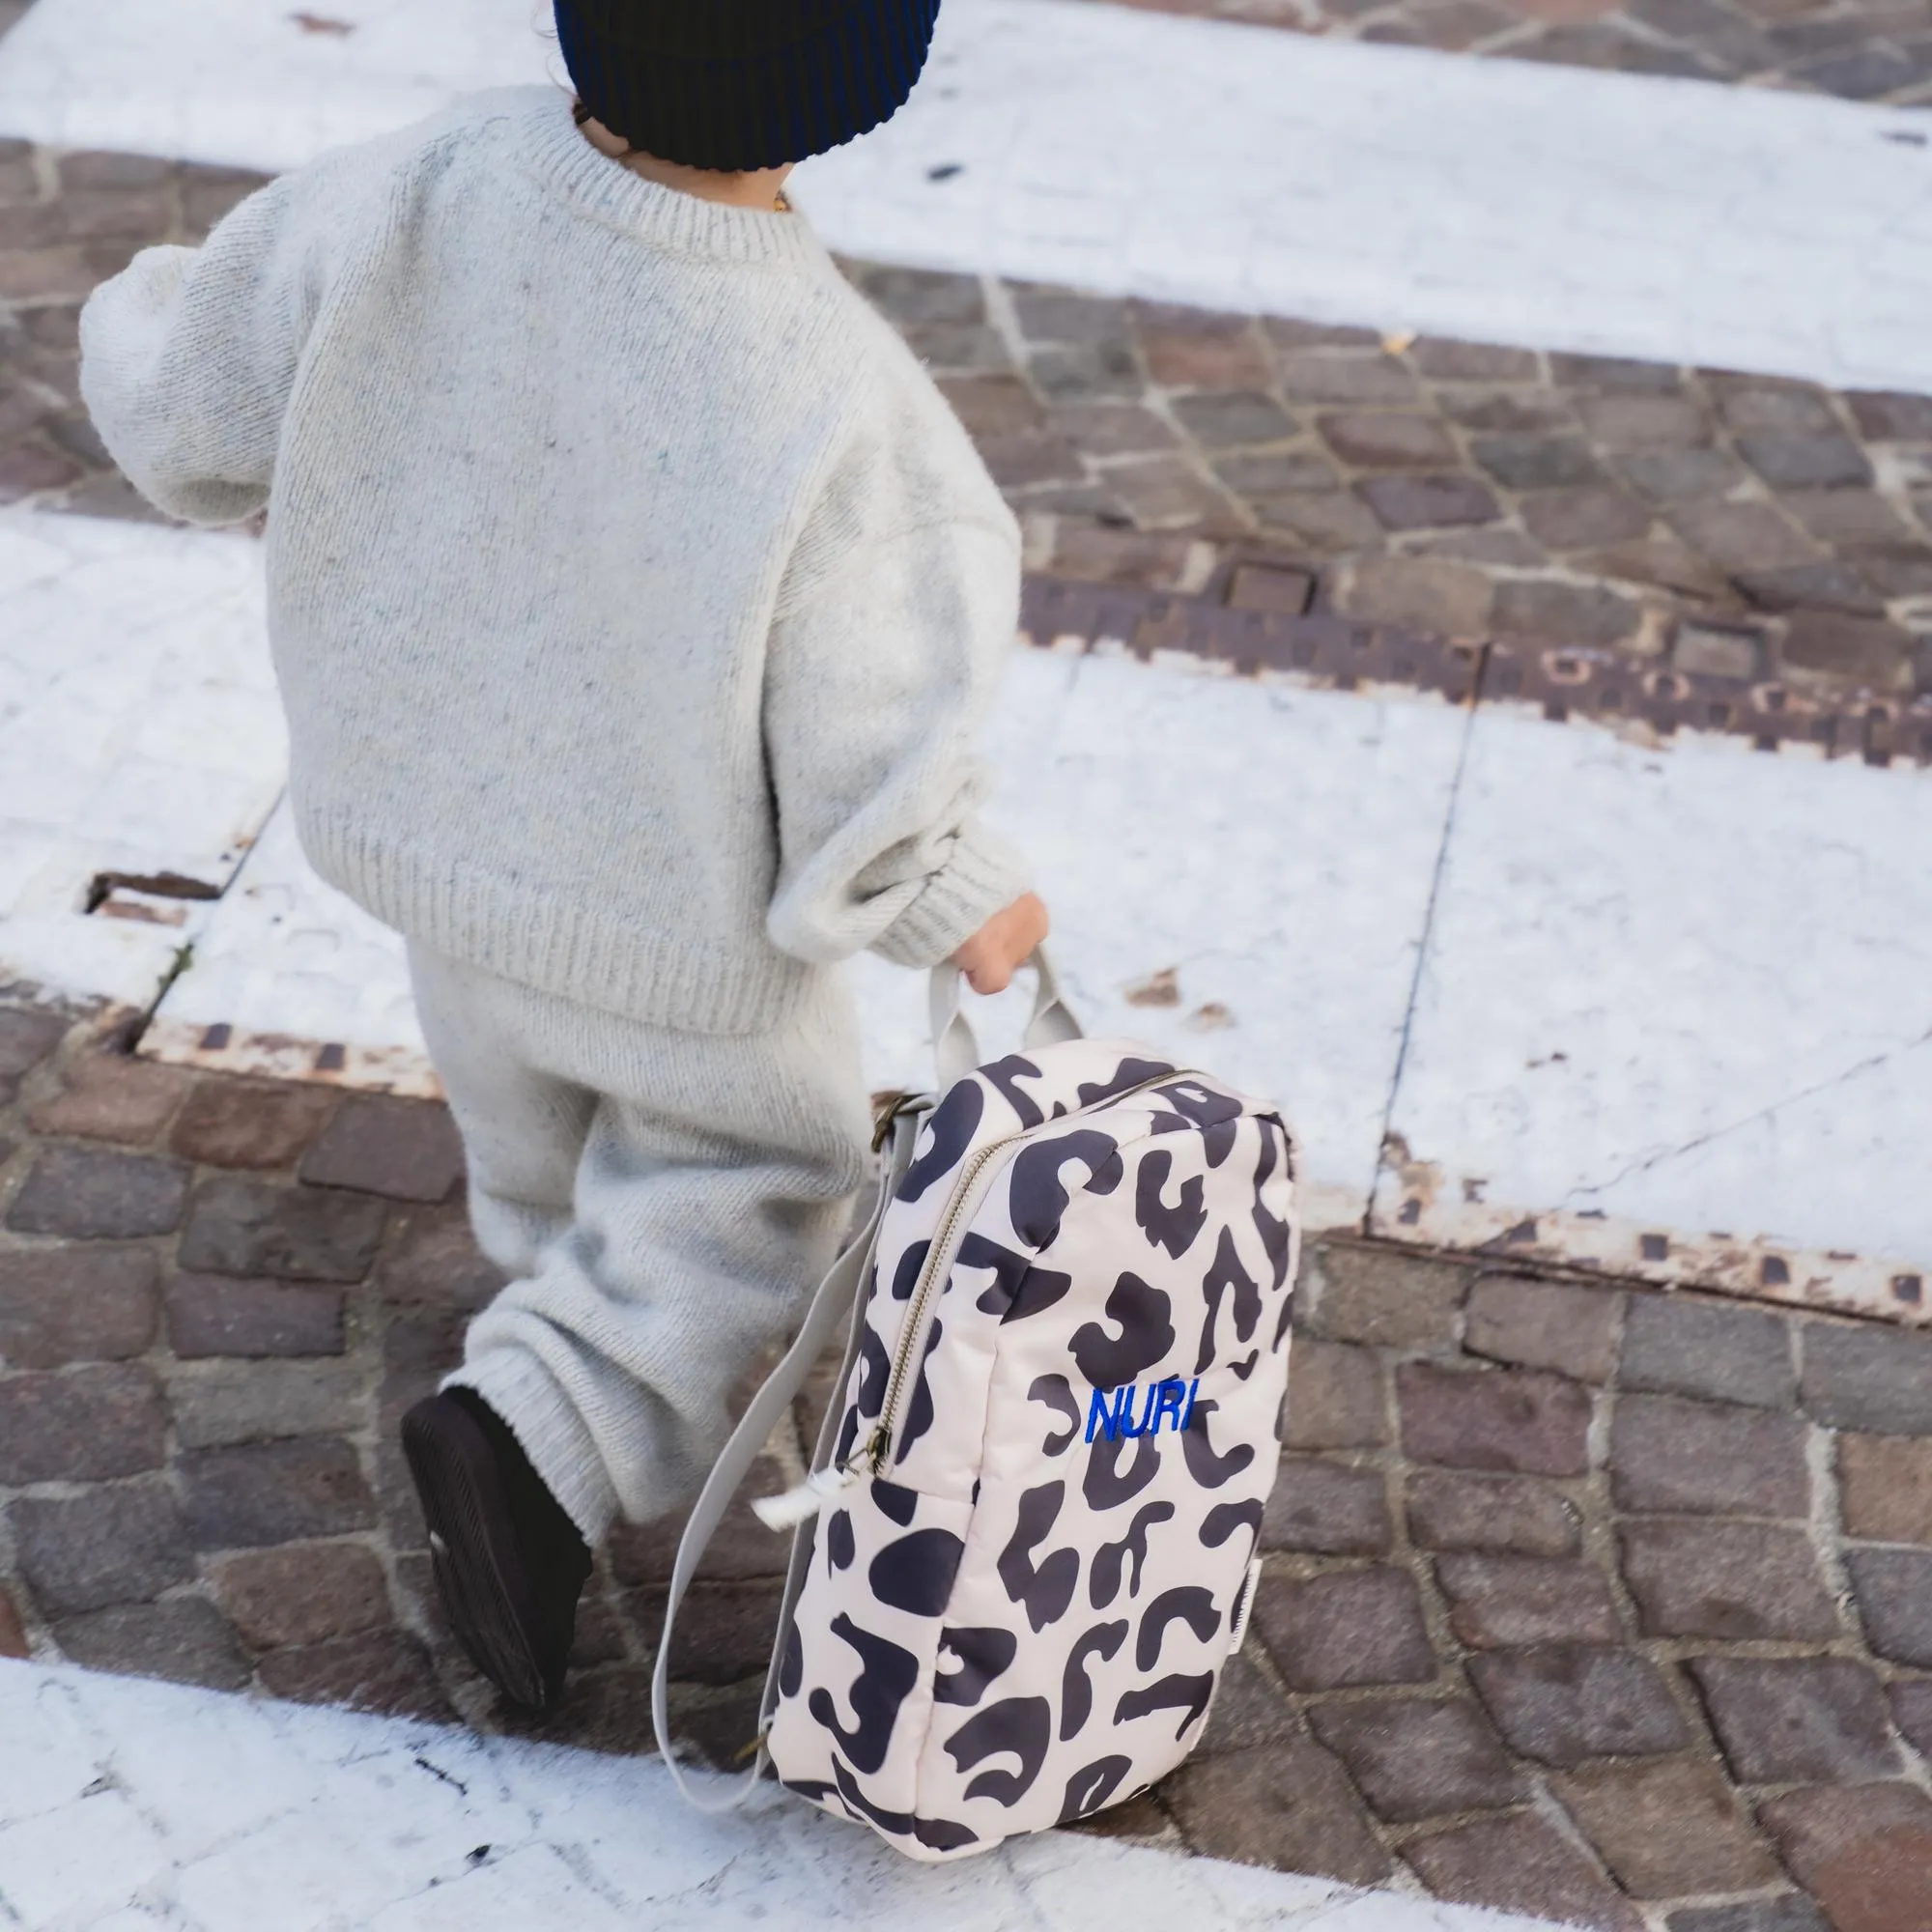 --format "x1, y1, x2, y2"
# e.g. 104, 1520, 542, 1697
8, 1002, 1932, 1929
